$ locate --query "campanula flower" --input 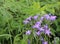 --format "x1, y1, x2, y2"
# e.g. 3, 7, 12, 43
26, 16, 32, 21
33, 15, 38, 20
36, 31, 40, 36
44, 28, 51, 36
23, 20, 29, 24
43, 41, 48, 44
35, 21, 41, 25
49, 16, 56, 21
43, 24, 48, 29
38, 27, 44, 32
40, 17, 44, 21
32, 24, 40, 29
32, 21, 41, 29
26, 30, 31, 35
44, 14, 50, 20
